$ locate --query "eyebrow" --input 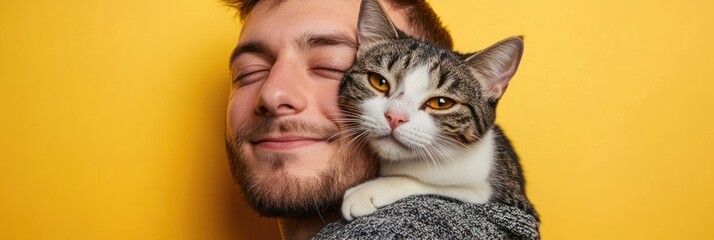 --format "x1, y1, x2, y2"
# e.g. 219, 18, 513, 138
294, 32, 357, 52
229, 41, 273, 65
229, 32, 357, 65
